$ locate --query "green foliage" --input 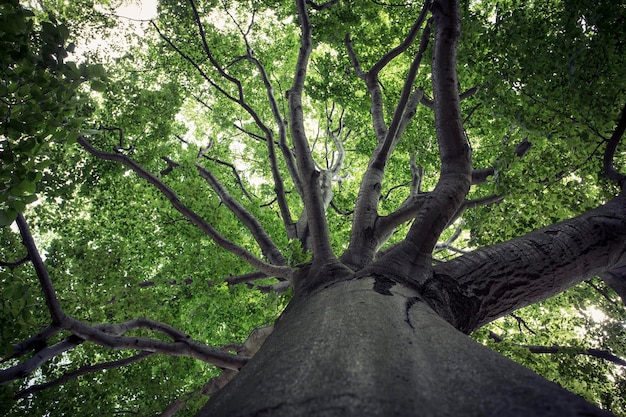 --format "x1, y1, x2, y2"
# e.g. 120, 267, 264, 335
1, 0, 625, 415
0, 1, 106, 225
